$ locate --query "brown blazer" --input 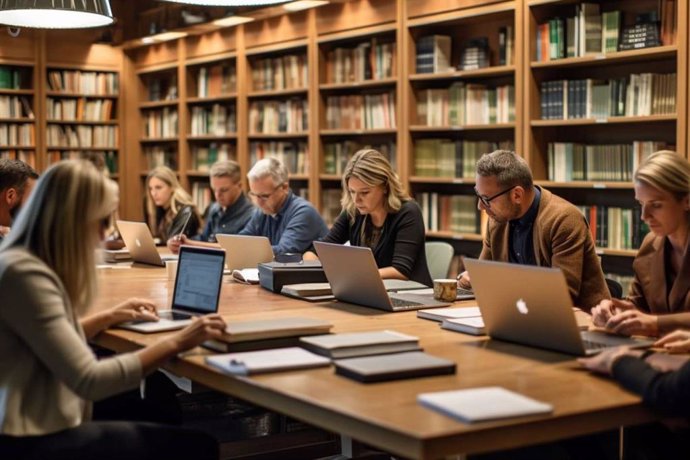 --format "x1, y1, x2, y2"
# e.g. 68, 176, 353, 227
479, 187, 609, 311
629, 233, 690, 314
